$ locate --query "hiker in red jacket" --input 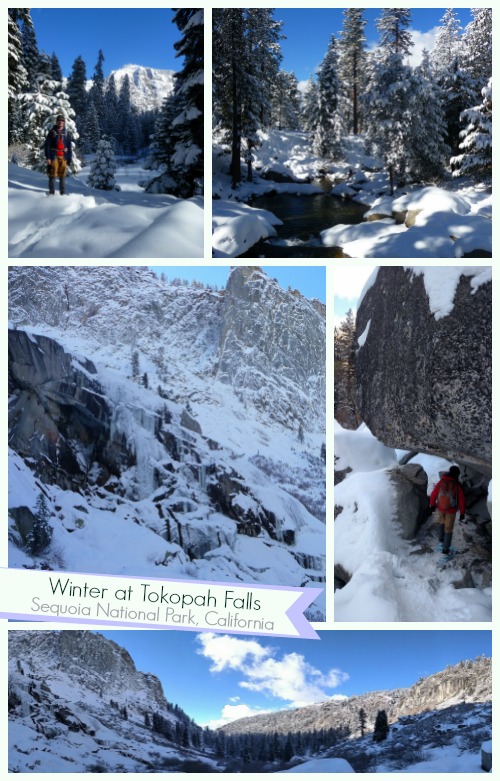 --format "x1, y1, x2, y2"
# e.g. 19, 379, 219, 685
429, 466, 466, 555
44, 114, 73, 195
